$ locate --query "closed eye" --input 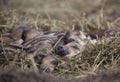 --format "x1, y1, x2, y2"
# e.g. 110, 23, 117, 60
68, 38, 76, 42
